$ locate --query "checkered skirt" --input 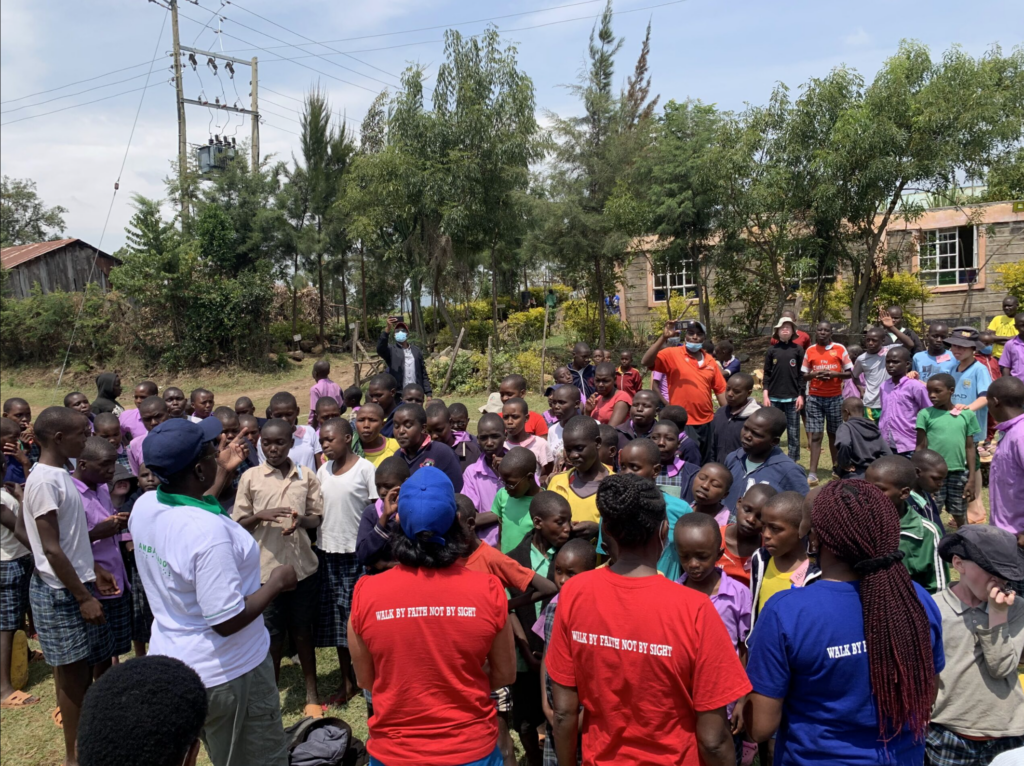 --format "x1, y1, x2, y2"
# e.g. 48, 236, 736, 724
925, 723, 1024, 765
100, 592, 133, 657
29, 574, 114, 667
0, 554, 33, 632
120, 541, 153, 643
315, 550, 362, 648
